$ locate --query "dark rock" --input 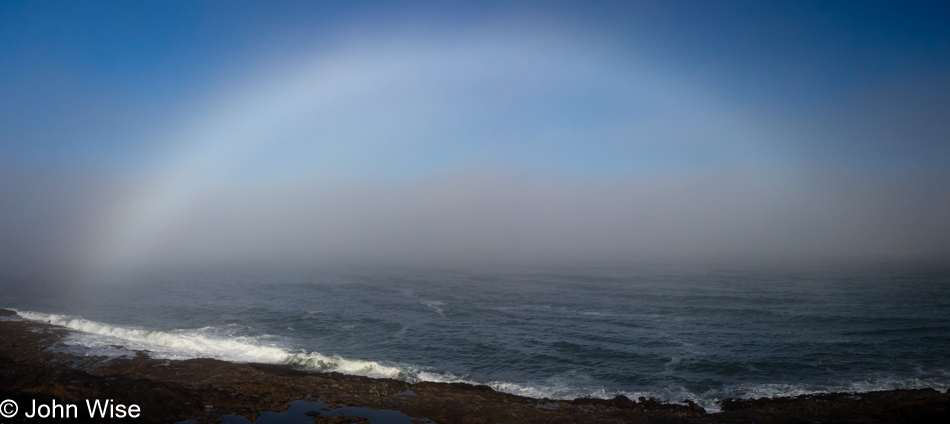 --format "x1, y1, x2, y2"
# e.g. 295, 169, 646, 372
0, 318, 947, 424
